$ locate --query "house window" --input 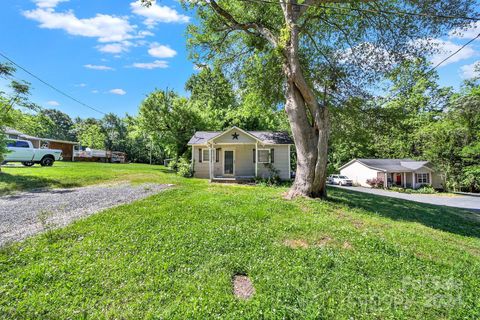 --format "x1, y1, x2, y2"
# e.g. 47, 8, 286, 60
202, 149, 210, 162
216, 148, 220, 162
416, 173, 429, 184
258, 149, 270, 163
